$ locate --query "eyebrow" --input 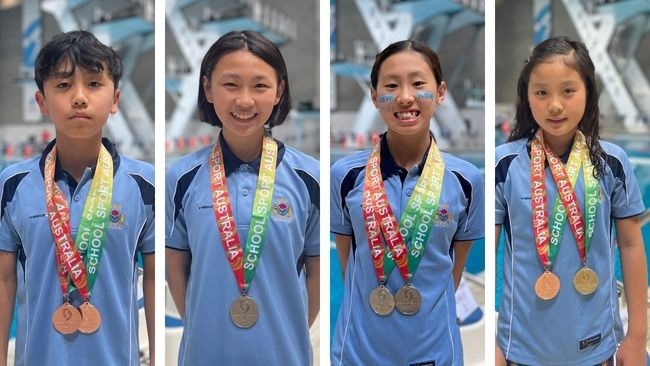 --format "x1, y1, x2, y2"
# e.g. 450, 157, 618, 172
219, 73, 272, 81
381, 70, 428, 80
